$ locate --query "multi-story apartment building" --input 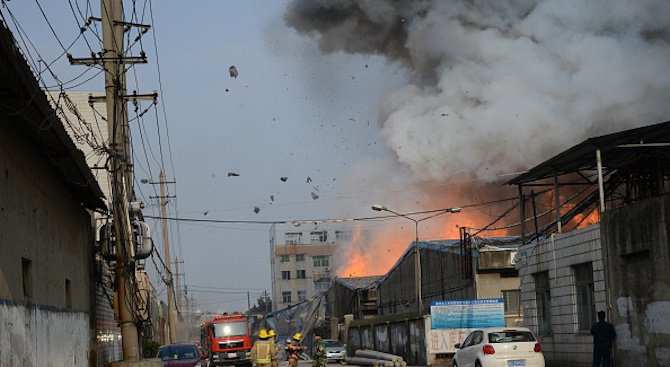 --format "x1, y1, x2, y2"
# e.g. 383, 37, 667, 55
269, 222, 356, 311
